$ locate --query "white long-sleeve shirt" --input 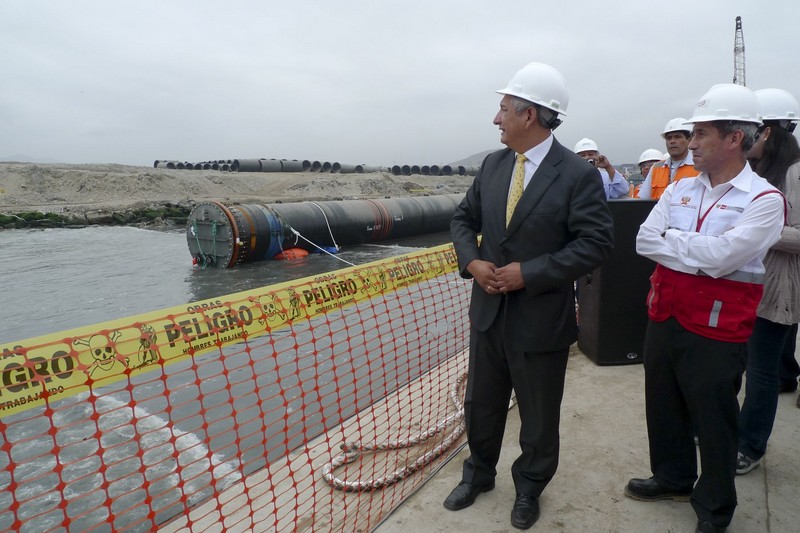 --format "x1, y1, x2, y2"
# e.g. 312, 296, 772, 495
599, 167, 629, 199
636, 164, 784, 279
